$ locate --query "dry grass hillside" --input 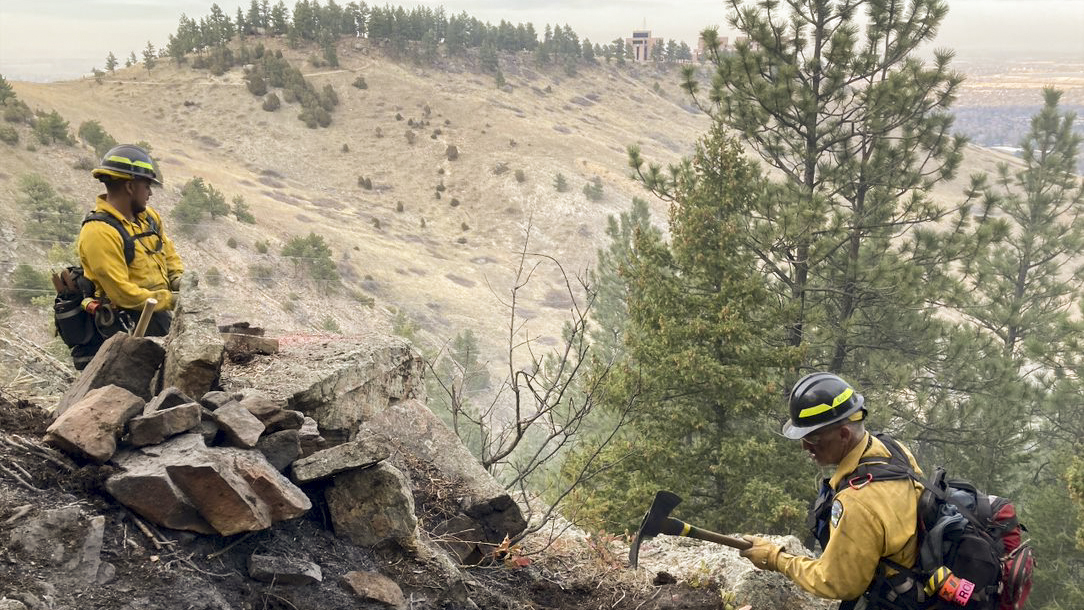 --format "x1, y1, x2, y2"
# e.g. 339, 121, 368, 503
0, 38, 1032, 398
